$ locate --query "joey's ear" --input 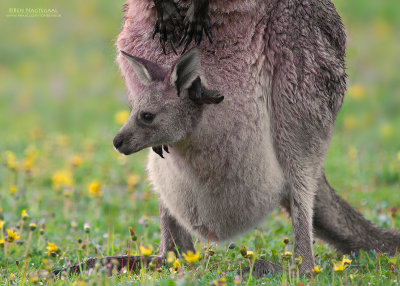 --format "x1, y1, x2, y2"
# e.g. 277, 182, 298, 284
188, 77, 224, 105
121, 50, 152, 85
170, 48, 201, 95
